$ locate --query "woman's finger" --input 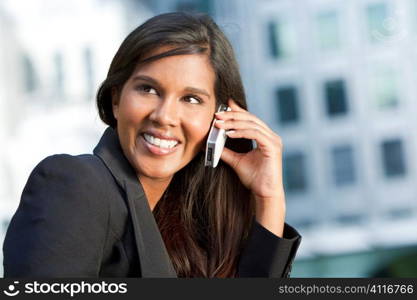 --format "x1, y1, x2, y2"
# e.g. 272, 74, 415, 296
226, 128, 280, 156
227, 98, 246, 112
215, 110, 272, 134
215, 119, 273, 139
218, 99, 273, 134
